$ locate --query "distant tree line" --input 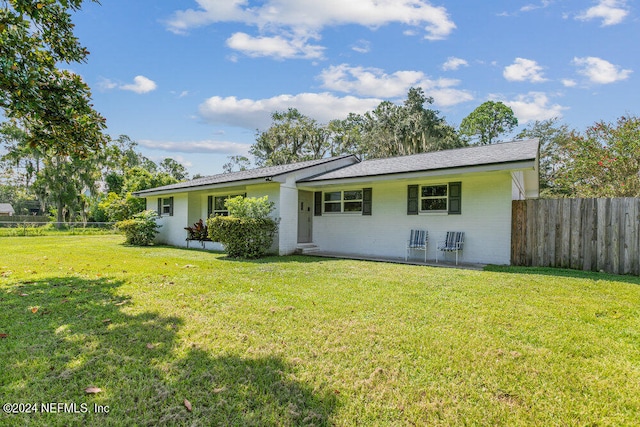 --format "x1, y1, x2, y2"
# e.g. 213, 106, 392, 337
0, 129, 188, 222
230, 87, 639, 199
